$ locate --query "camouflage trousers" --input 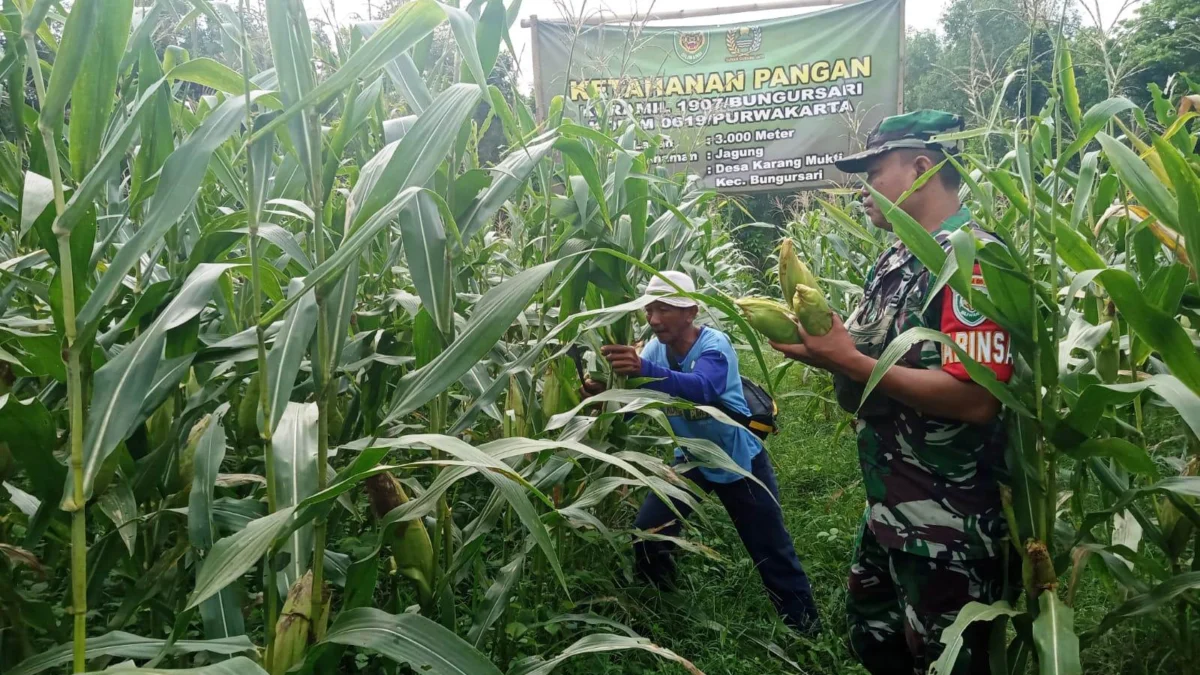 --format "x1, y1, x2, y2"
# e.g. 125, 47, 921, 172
846, 516, 1013, 675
